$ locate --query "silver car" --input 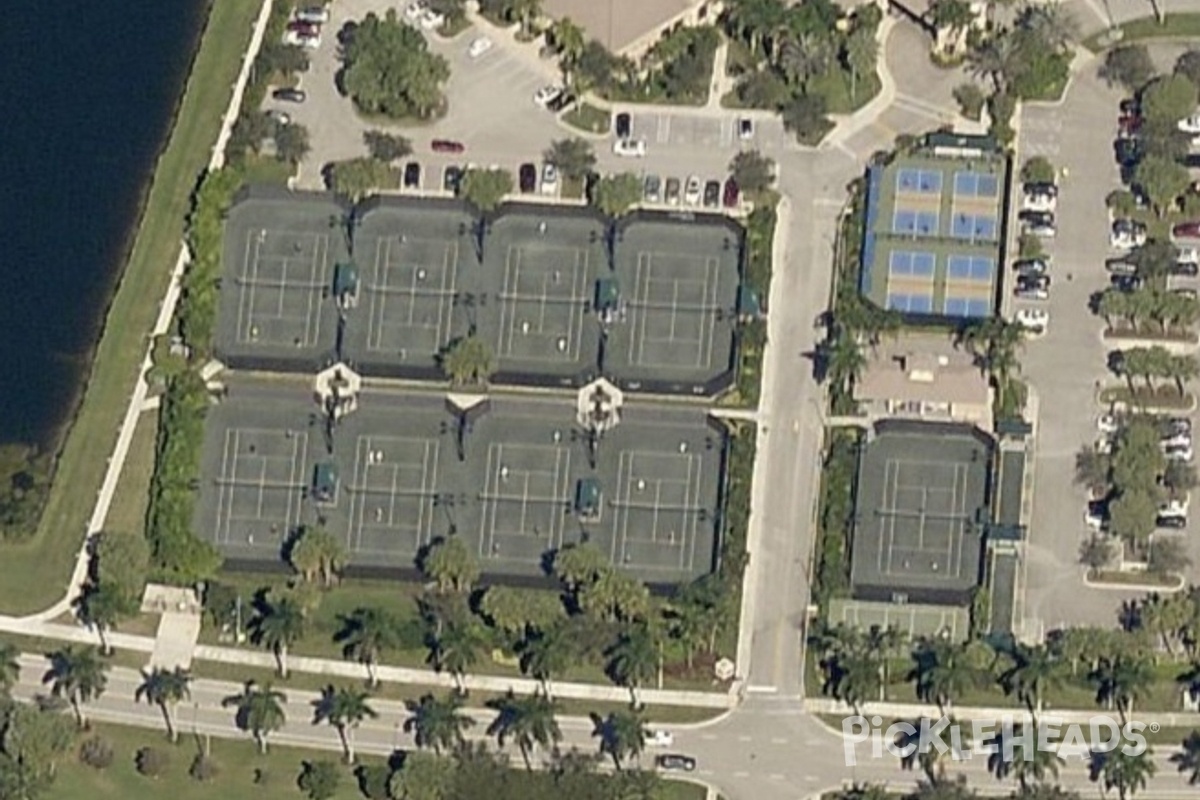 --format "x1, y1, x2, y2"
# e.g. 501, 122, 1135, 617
643, 174, 662, 203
